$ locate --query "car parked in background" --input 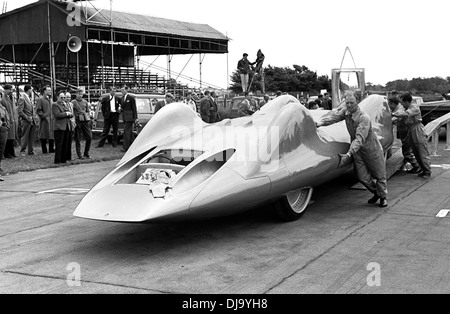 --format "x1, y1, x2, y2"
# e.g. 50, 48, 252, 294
217, 95, 264, 119
92, 92, 165, 142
